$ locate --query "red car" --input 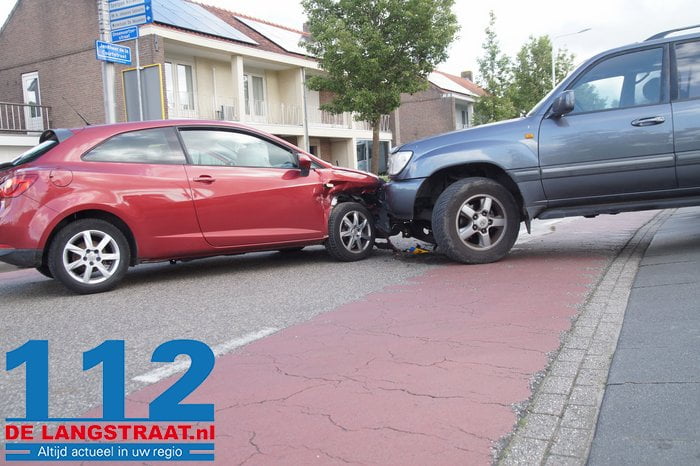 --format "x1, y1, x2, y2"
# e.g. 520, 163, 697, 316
0, 121, 381, 294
